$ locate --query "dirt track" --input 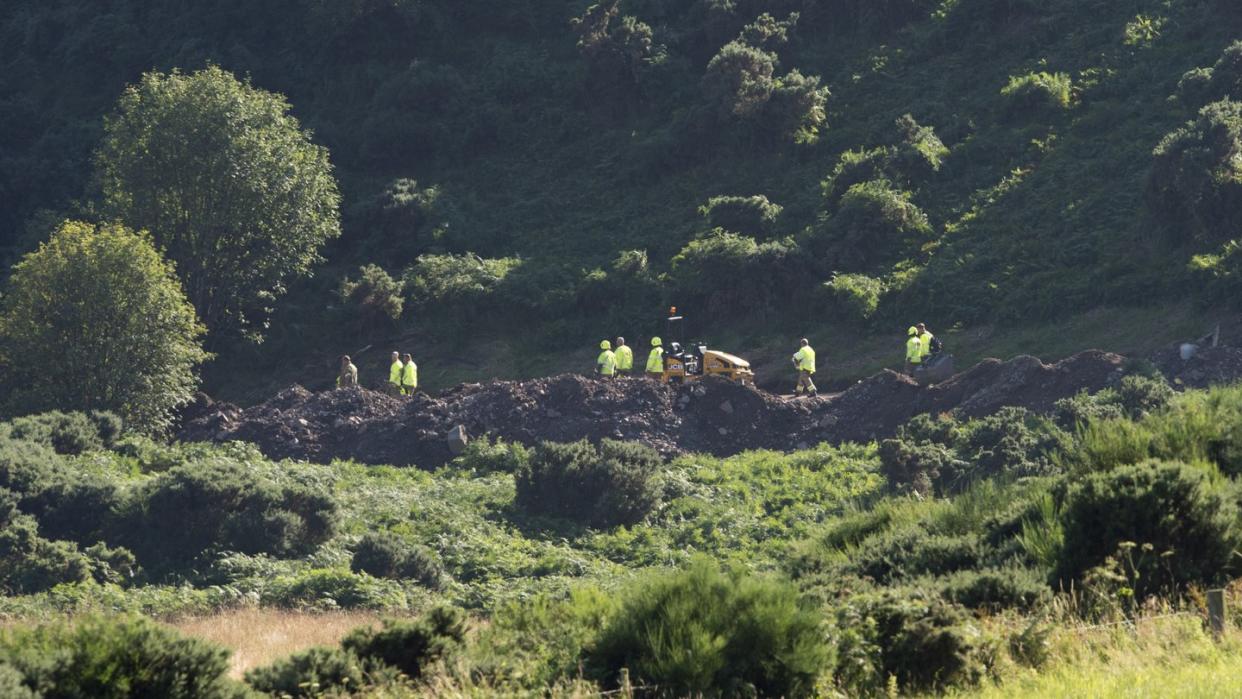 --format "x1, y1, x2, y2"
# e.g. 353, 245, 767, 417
178, 347, 1242, 468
